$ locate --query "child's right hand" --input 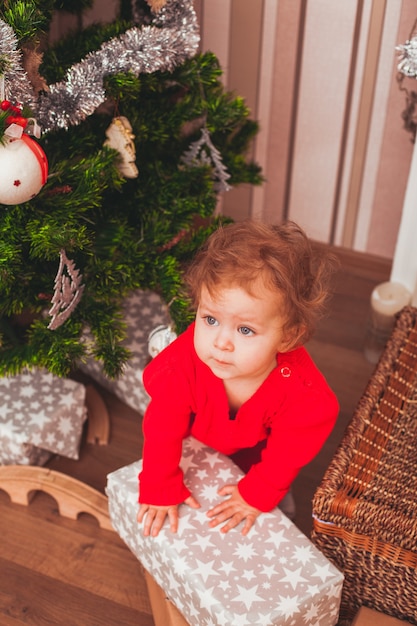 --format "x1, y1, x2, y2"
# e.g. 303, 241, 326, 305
137, 495, 200, 537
